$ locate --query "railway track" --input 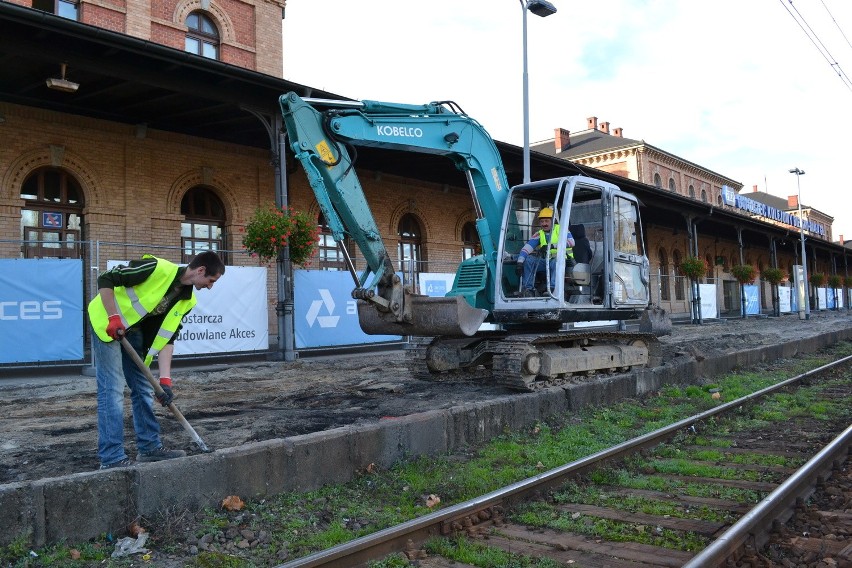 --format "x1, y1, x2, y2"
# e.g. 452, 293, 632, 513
277, 355, 852, 568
